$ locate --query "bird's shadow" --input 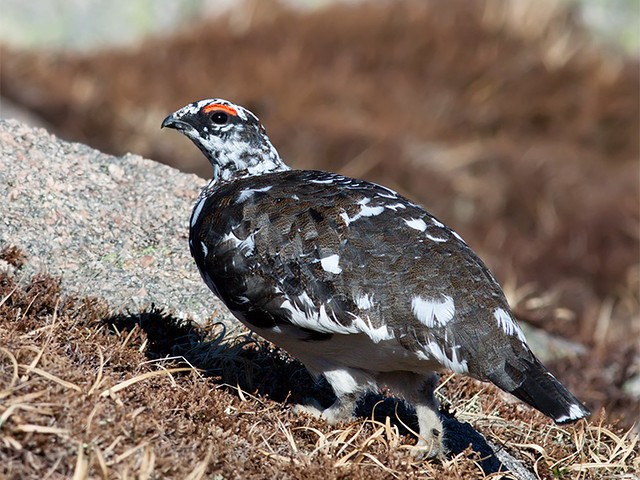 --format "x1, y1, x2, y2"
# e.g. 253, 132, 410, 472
103, 307, 508, 476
